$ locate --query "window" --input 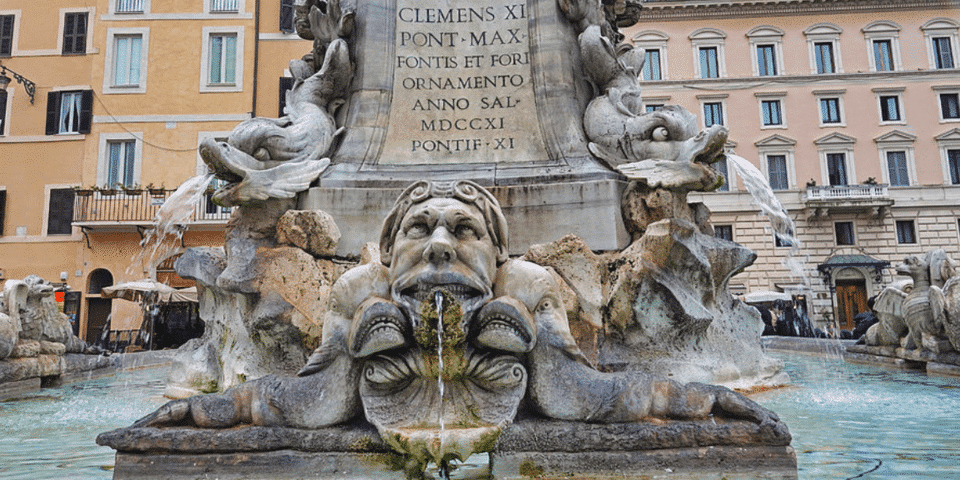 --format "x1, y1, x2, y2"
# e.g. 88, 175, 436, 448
280, 0, 295, 33
827, 152, 848, 185
886, 151, 909, 186
699, 47, 719, 78
820, 98, 842, 124
873, 40, 894, 71
105, 29, 148, 94
863, 21, 901, 72
690, 28, 726, 79
278, 76, 295, 116
703, 102, 723, 127
876, 130, 916, 187
879, 95, 901, 122
107, 141, 136, 187
896, 220, 916, 244
632, 30, 669, 81
774, 233, 793, 248
47, 188, 75, 235
757, 45, 777, 76
713, 156, 729, 191
98, 133, 142, 188
643, 49, 662, 81
62, 12, 88, 55
814, 42, 835, 73
45, 90, 93, 135
766, 154, 788, 190
714, 225, 733, 241
645, 104, 664, 113
747, 26, 785, 77
210, 0, 240, 13
923, 19, 959, 70
949, 149, 960, 185
113, 35, 142, 87
209, 33, 237, 84
116, 0, 144, 13
835, 221, 855, 245
933, 37, 955, 69
0, 15, 14, 57
941, 93, 960, 120
201, 27, 244, 92
761, 100, 782, 126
